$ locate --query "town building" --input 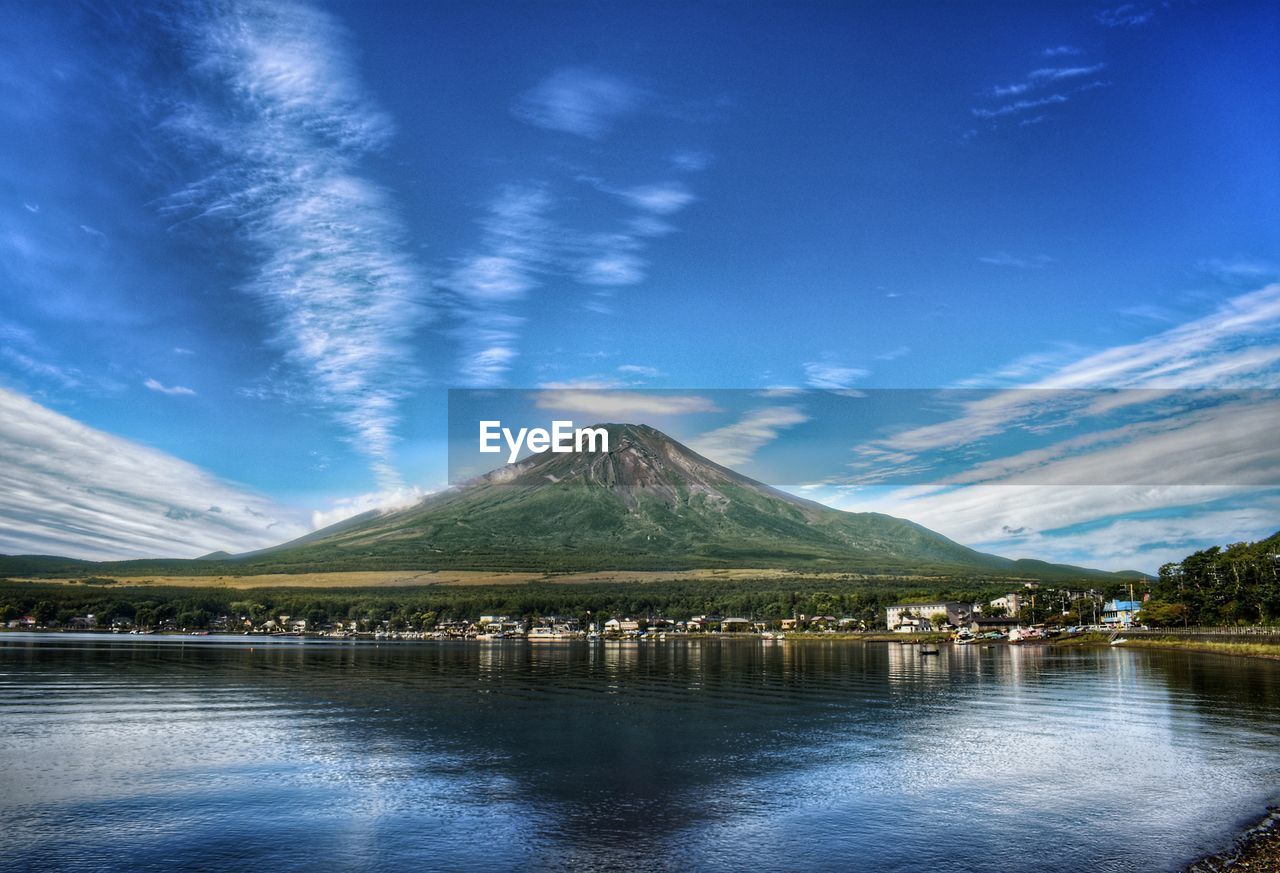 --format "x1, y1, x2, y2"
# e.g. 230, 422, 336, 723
988, 592, 1024, 617
604, 618, 641, 633
884, 601, 980, 631
970, 616, 1020, 634
1101, 599, 1143, 628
